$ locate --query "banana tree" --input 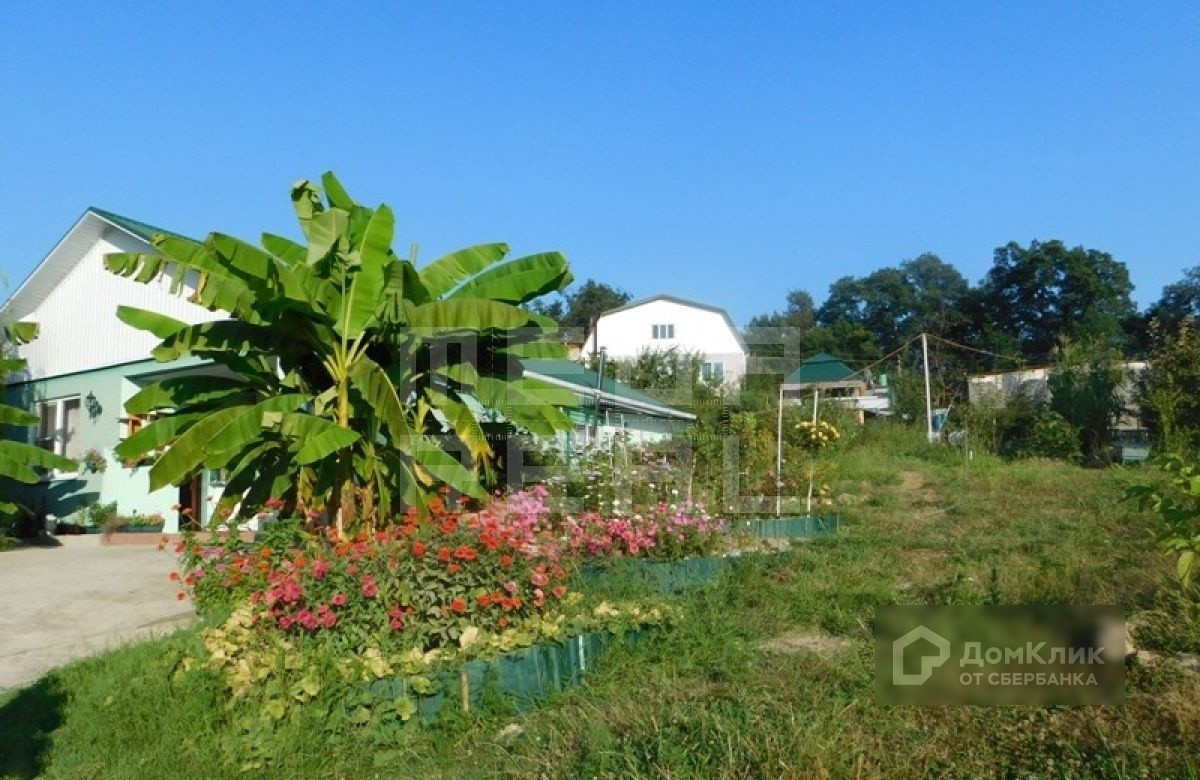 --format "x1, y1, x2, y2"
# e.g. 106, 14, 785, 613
106, 172, 576, 531
0, 323, 78, 520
